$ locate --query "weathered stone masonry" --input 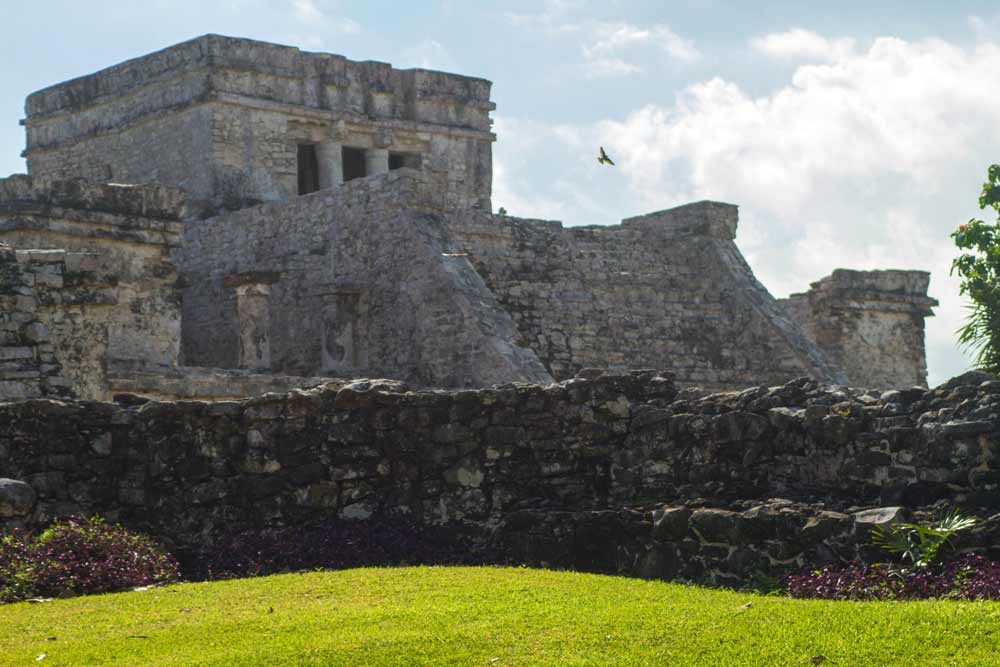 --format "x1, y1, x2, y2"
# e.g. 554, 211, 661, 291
178, 168, 846, 391
2, 371, 1000, 582
22, 34, 494, 217
0, 243, 71, 400
445, 202, 846, 390
179, 168, 931, 392
179, 169, 550, 388
780, 269, 938, 390
0, 177, 185, 400
2, 34, 941, 398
